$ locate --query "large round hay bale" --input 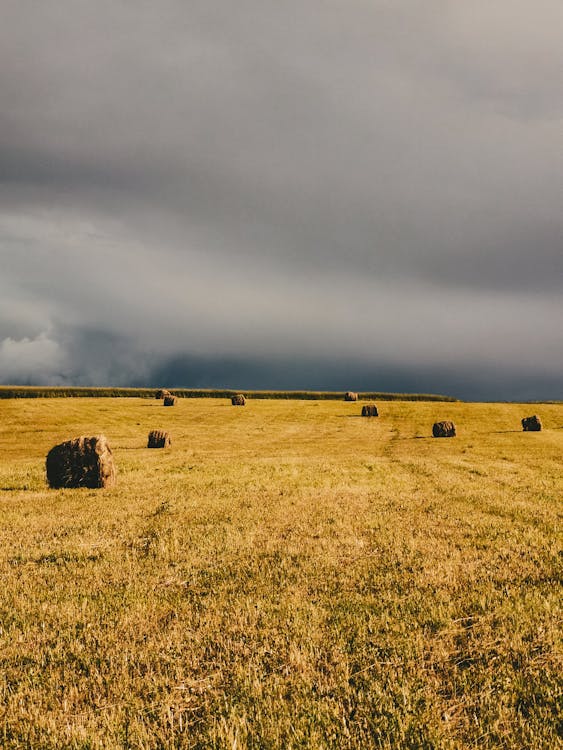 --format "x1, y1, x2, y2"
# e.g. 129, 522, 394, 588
147, 430, 171, 448
231, 394, 246, 406
345, 391, 358, 402
432, 421, 456, 438
156, 389, 171, 400
46, 435, 116, 489
522, 415, 542, 432
361, 404, 379, 417
163, 395, 177, 406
